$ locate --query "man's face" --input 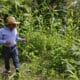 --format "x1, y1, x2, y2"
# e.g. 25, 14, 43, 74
8, 24, 16, 30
